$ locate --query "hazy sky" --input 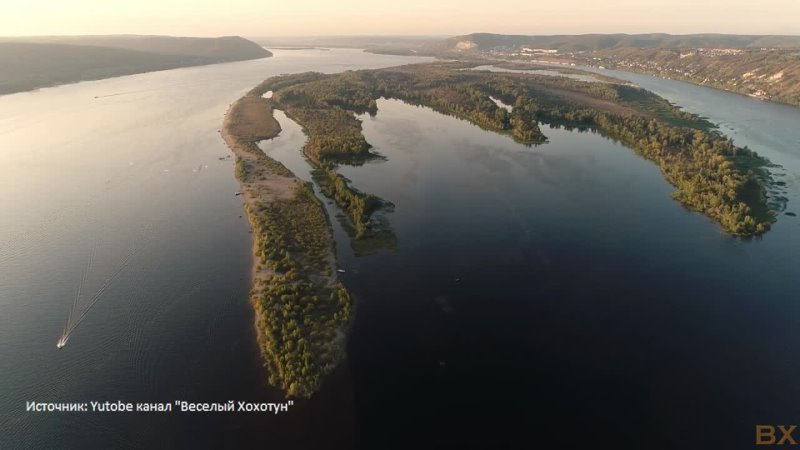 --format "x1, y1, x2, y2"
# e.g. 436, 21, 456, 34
1, 0, 798, 37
